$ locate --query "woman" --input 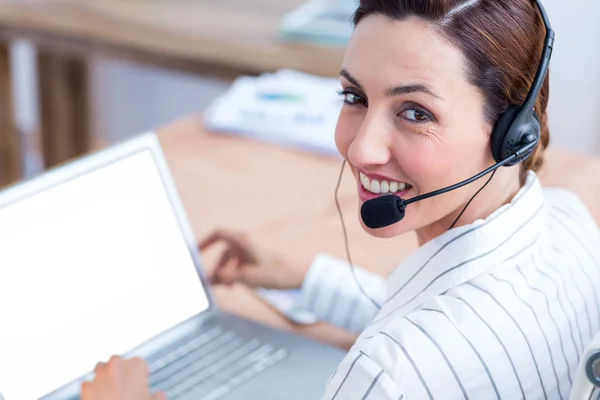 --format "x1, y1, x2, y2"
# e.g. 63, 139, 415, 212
82, 0, 600, 399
